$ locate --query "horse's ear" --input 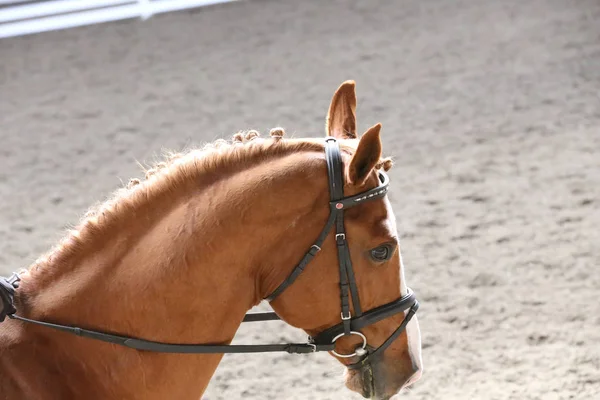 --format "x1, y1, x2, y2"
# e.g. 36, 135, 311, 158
325, 80, 357, 139
348, 123, 382, 185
